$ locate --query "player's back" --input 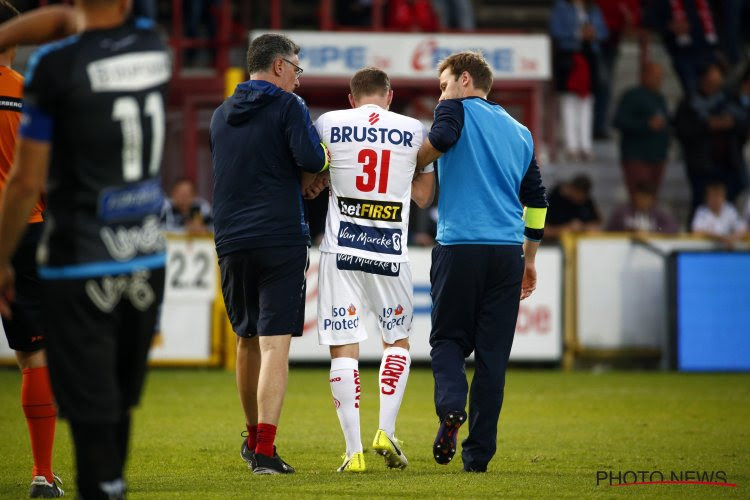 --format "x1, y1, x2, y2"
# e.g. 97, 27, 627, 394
315, 105, 423, 262
23, 18, 170, 272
